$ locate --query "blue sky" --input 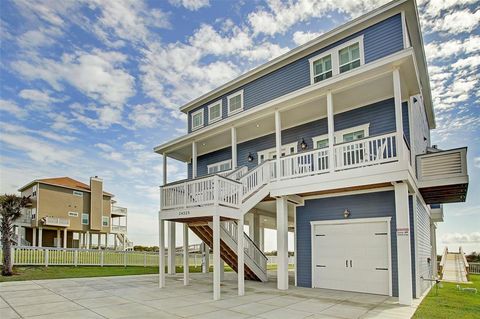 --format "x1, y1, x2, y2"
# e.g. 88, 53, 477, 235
0, 0, 479, 253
